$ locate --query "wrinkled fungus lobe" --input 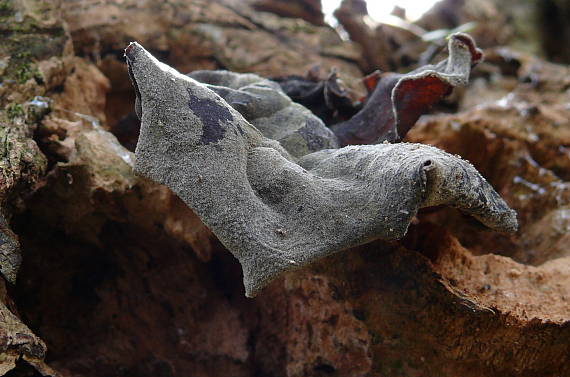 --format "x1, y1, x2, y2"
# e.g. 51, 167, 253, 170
125, 34, 516, 297
331, 33, 484, 145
